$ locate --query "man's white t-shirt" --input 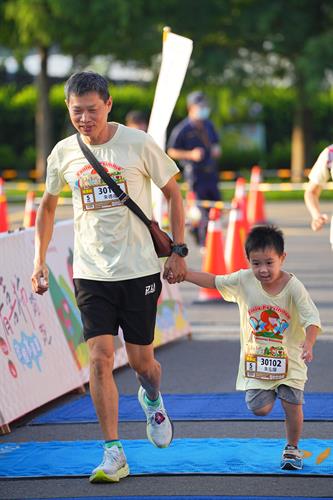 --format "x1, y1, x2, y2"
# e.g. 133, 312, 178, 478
215, 270, 321, 392
46, 124, 179, 281
308, 145, 333, 185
